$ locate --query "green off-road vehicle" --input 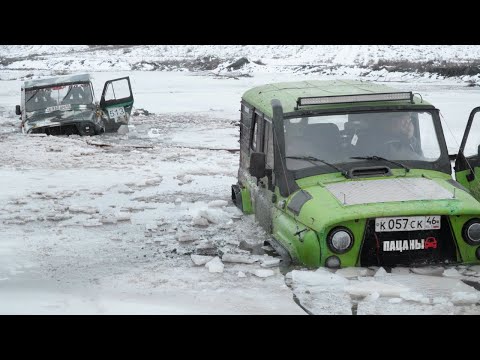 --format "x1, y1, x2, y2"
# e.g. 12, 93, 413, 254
16, 74, 134, 136
232, 80, 480, 268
